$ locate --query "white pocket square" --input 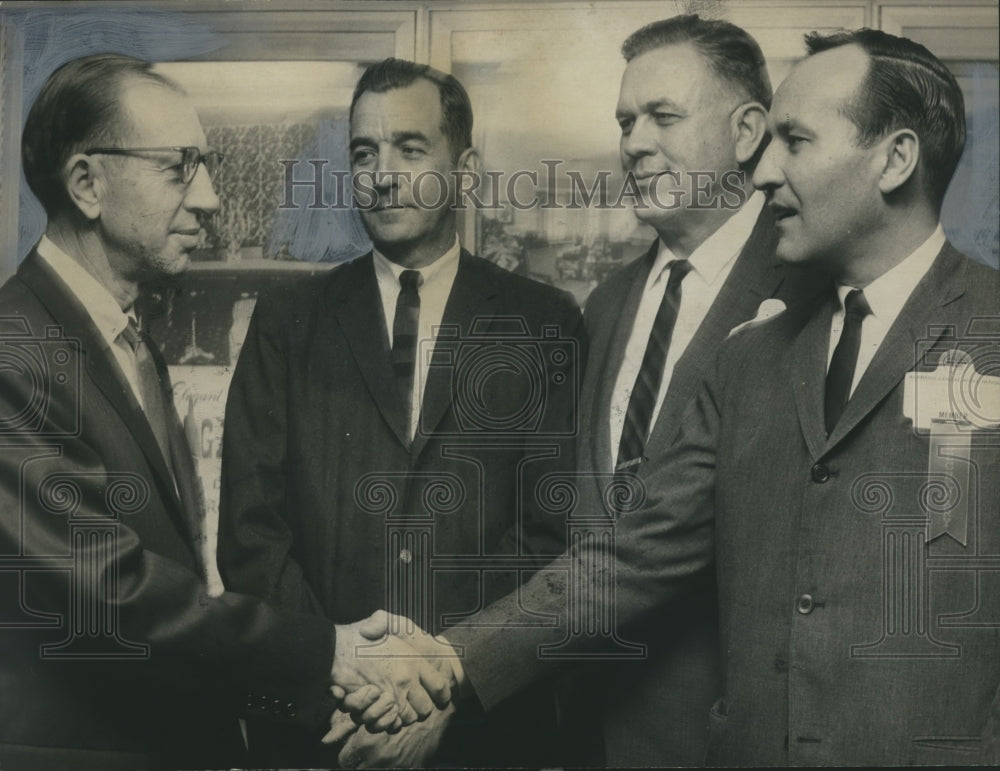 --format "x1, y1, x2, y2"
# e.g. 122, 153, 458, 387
727, 298, 787, 338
